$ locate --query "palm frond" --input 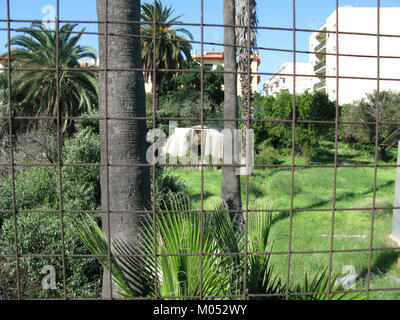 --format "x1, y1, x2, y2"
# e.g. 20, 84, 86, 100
292, 267, 365, 300
74, 215, 141, 297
